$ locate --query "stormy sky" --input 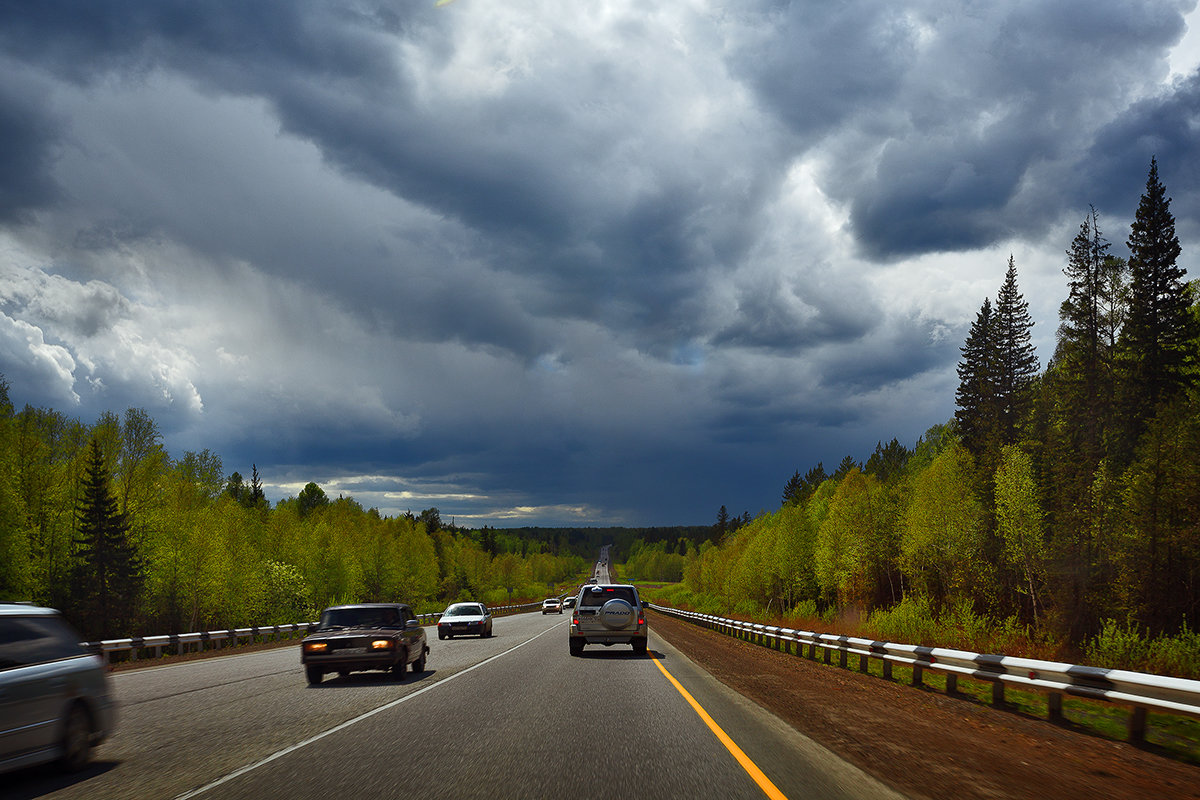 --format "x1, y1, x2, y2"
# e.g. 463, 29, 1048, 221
2, 1, 1199, 526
